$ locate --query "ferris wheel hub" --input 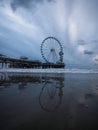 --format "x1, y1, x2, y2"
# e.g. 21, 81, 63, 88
50, 48, 55, 52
